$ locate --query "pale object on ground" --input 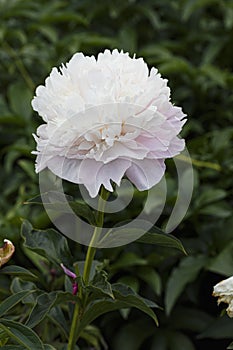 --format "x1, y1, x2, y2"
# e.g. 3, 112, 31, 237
213, 276, 233, 317
0, 239, 15, 268
32, 49, 186, 197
